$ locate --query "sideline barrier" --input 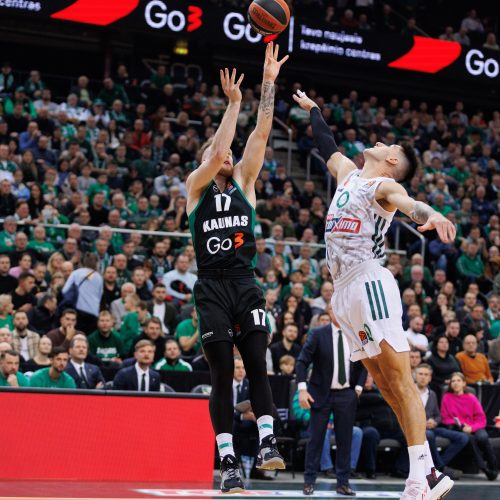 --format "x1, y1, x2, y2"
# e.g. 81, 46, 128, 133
0, 388, 213, 481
